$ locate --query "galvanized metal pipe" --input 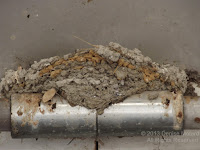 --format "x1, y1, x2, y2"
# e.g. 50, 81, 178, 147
0, 91, 200, 138
184, 96, 200, 129
98, 91, 183, 136
11, 94, 96, 138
